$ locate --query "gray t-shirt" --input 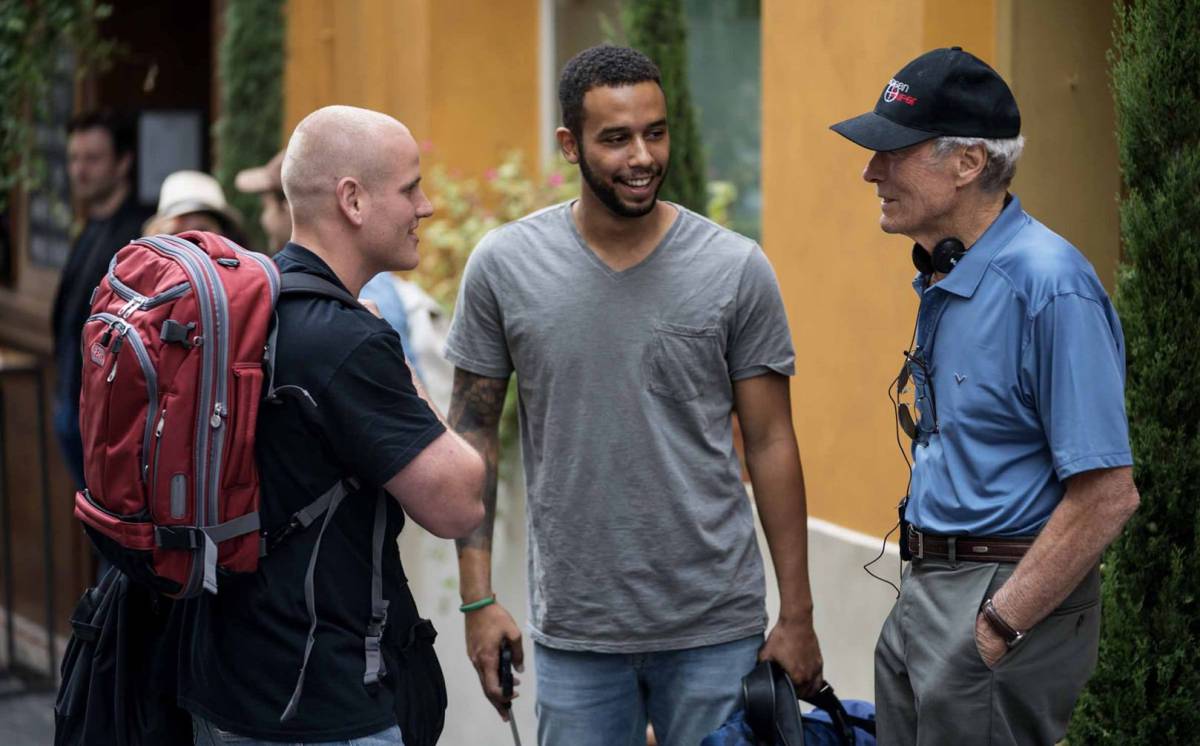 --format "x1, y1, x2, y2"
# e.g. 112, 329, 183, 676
445, 202, 795, 653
